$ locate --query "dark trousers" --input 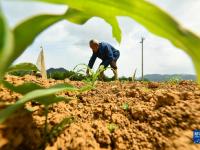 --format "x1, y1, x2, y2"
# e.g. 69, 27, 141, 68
99, 50, 120, 80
